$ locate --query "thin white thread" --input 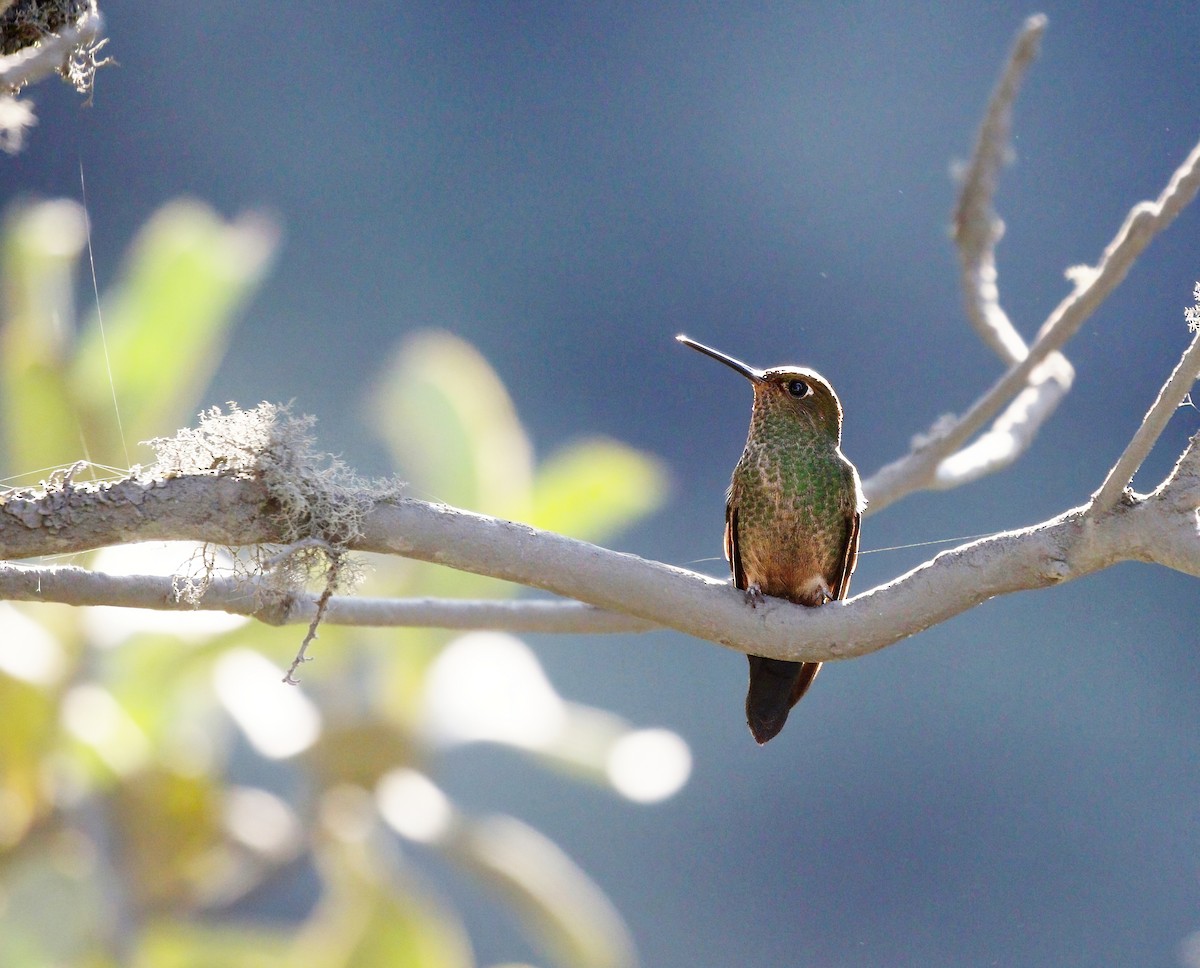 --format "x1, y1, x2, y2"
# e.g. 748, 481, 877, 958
686, 529, 1005, 567
859, 531, 1002, 555
79, 160, 130, 470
